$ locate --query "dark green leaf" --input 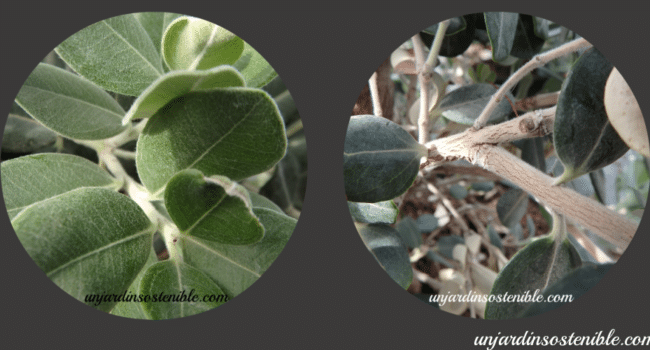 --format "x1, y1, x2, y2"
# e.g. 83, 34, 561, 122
488, 225, 503, 250
344, 115, 427, 202
510, 15, 546, 60
554, 48, 627, 184
182, 207, 295, 297
165, 169, 264, 245
520, 137, 546, 172
485, 237, 581, 319
140, 260, 228, 319
496, 188, 528, 229
436, 84, 514, 125
162, 16, 244, 71
526, 215, 536, 238
348, 201, 398, 225
122, 66, 245, 124
520, 263, 613, 317
417, 213, 439, 232
55, 14, 163, 96
2, 153, 120, 220
589, 169, 607, 204
358, 224, 412, 290
11, 188, 155, 312
484, 12, 519, 62
136, 88, 286, 195
420, 15, 477, 57
15, 63, 127, 140
395, 217, 422, 249
259, 137, 307, 212
248, 191, 284, 213
2, 114, 57, 153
